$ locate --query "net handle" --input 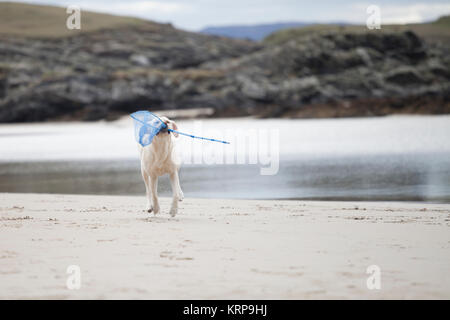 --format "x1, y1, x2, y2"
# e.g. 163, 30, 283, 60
168, 129, 230, 144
